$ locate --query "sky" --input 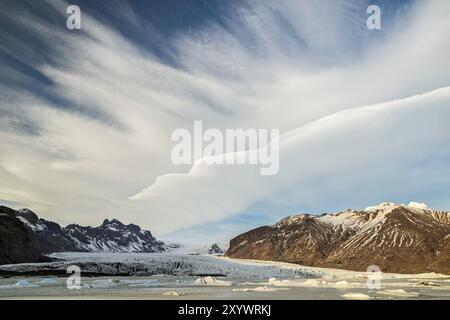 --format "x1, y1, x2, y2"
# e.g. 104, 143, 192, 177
0, 0, 449, 246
